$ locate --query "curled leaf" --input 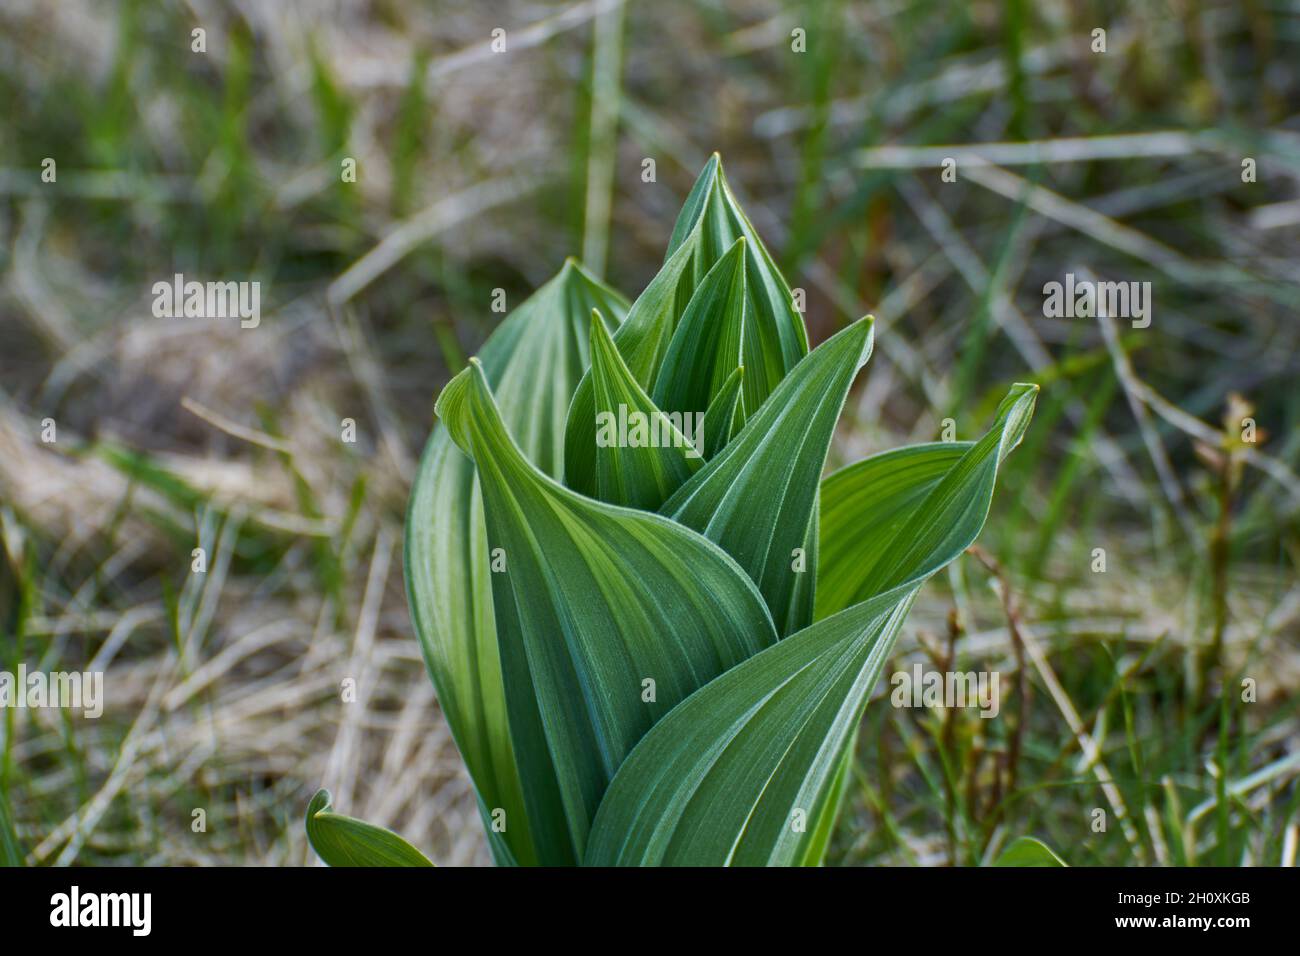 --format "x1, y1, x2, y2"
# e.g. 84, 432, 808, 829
305, 790, 434, 867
